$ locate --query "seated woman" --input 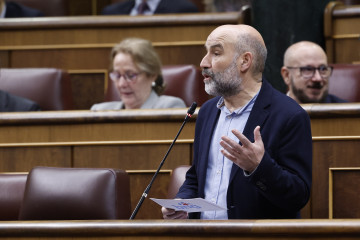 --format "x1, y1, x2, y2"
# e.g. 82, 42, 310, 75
91, 38, 186, 110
